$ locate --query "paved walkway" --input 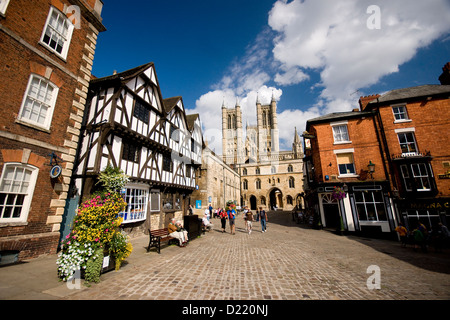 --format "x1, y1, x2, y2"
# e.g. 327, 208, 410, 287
1, 211, 449, 300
